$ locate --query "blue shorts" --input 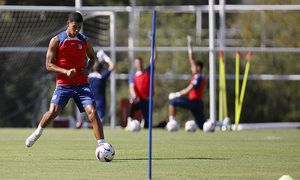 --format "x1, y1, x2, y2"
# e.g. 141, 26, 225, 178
51, 84, 96, 112
169, 97, 205, 129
